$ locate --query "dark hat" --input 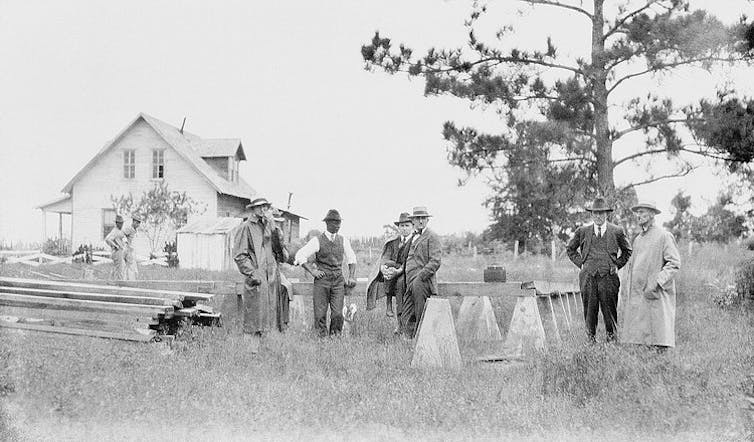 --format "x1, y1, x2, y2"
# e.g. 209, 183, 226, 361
631, 201, 661, 214
585, 197, 614, 212
246, 197, 271, 209
323, 209, 342, 222
408, 206, 432, 218
393, 212, 412, 226
115, 215, 124, 223
131, 214, 142, 223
